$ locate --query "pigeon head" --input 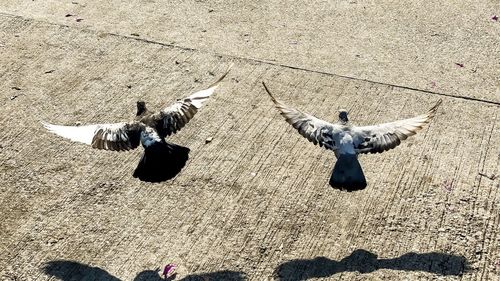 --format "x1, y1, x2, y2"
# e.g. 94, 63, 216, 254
136, 101, 147, 116
338, 109, 349, 123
